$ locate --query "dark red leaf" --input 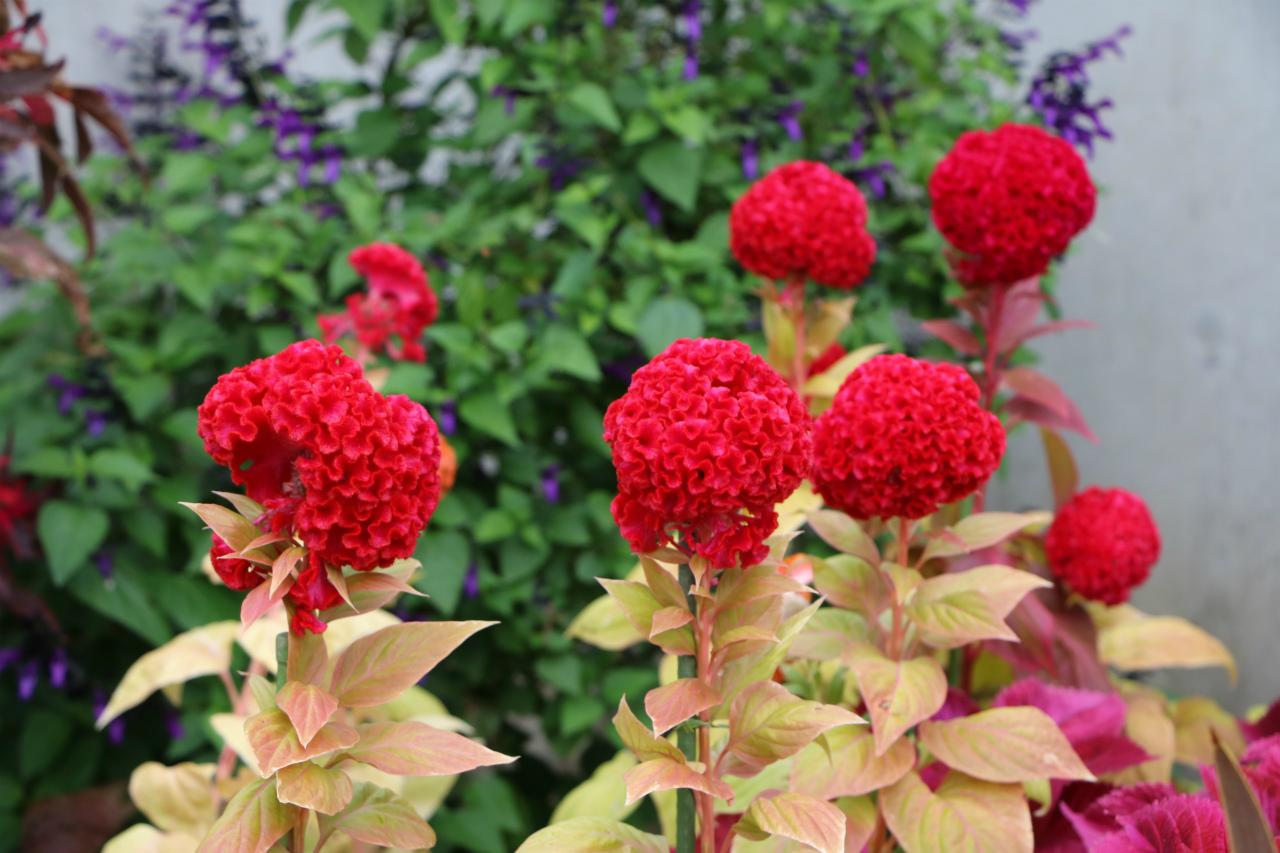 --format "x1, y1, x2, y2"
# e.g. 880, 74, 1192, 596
20, 94, 54, 125
65, 86, 139, 163
993, 590, 1111, 691
1040, 428, 1079, 511
60, 171, 95, 256
1006, 395, 1098, 443
1014, 319, 1097, 349
21, 783, 134, 853
0, 60, 63, 101
1244, 700, 1280, 743
920, 319, 981, 356
994, 278, 1047, 353
1097, 794, 1229, 853
1003, 367, 1074, 419
73, 108, 92, 164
